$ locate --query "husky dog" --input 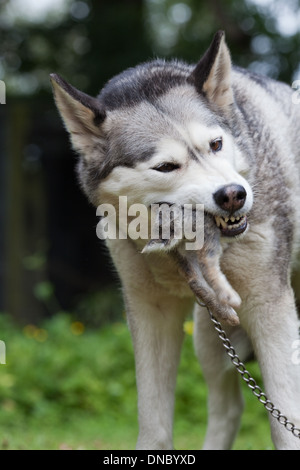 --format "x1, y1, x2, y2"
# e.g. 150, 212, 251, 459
50, 31, 300, 450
